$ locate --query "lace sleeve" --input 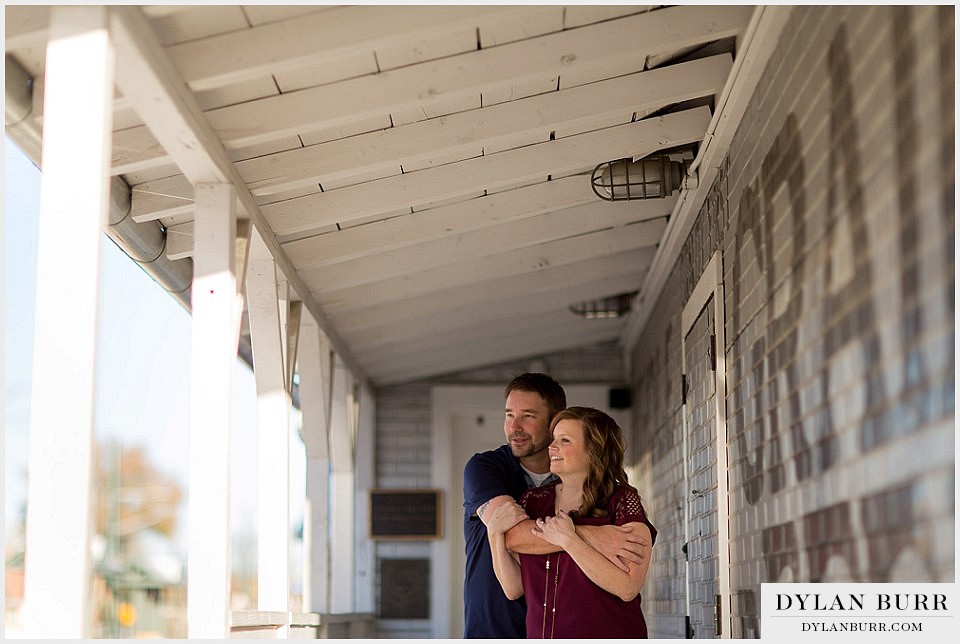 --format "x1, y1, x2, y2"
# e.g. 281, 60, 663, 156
612, 486, 657, 545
